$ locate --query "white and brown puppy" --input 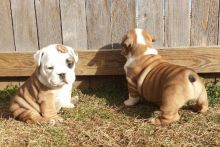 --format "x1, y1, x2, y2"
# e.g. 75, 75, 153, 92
121, 28, 208, 125
9, 44, 78, 125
